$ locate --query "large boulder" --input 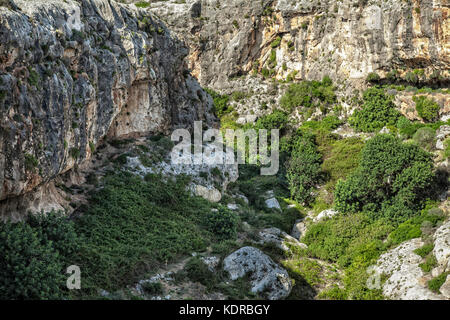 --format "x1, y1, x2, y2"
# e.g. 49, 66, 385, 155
223, 246, 292, 300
